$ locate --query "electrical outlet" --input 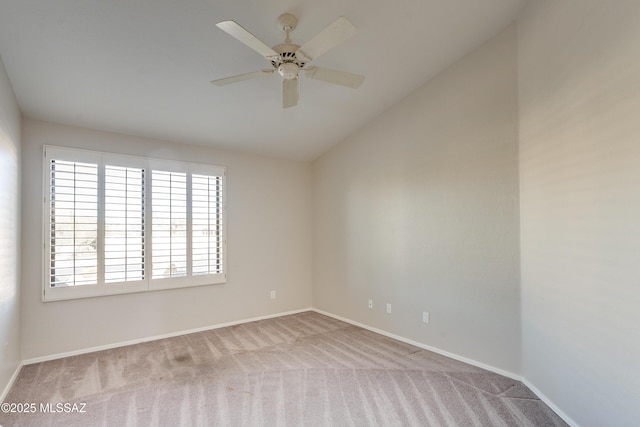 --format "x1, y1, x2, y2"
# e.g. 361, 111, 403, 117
368, 299, 373, 309
386, 303, 392, 314
270, 290, 276, 299
422, 312, 430, 324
